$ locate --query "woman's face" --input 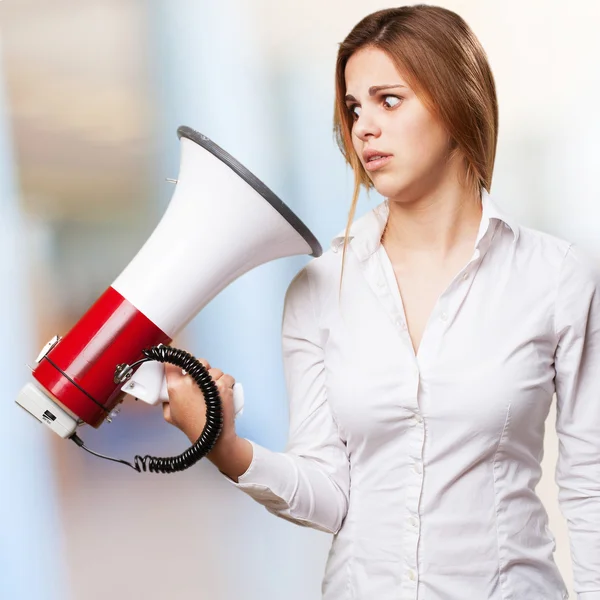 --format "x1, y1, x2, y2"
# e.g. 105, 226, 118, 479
344, 46, 456, 202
